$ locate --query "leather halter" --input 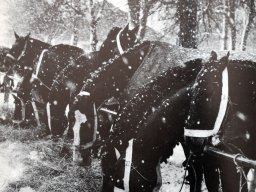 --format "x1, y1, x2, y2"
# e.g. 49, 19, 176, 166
116, 28, 125, 54
6, 39, 28, 61
184, 67, 229, 138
